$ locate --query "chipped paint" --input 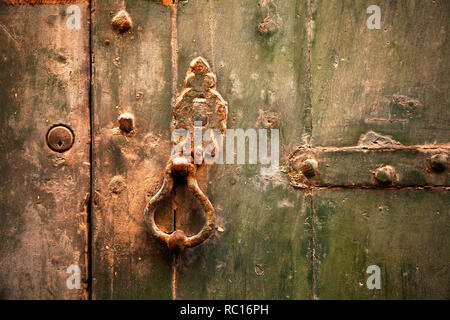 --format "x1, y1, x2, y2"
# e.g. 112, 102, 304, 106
358, 131, 402, 149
